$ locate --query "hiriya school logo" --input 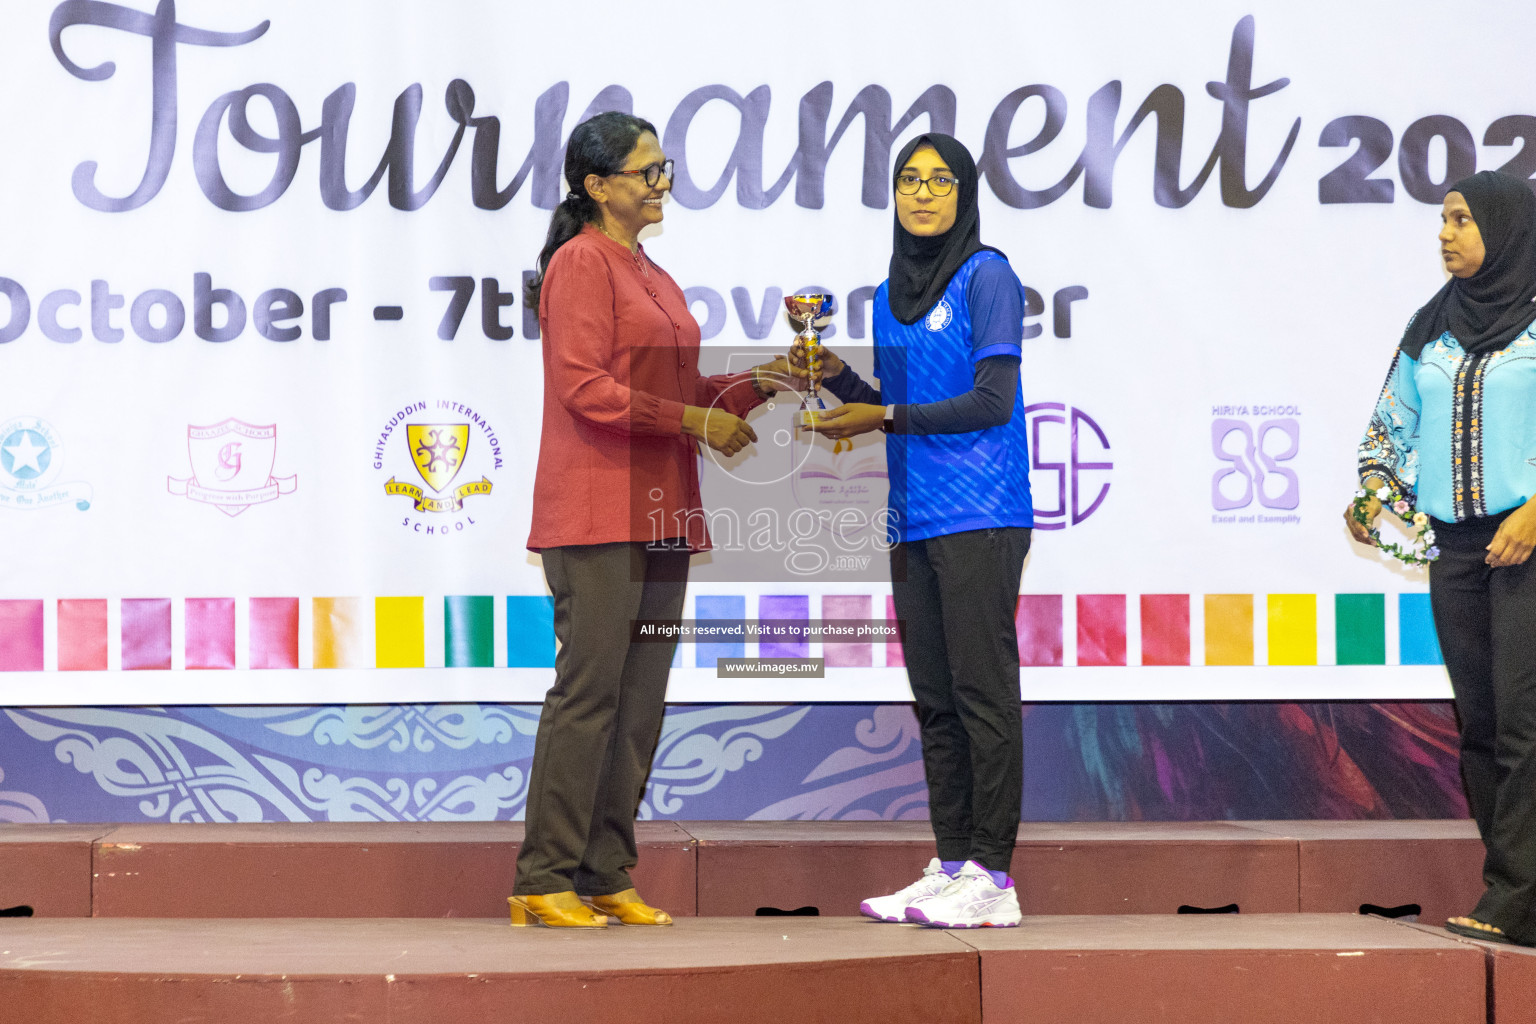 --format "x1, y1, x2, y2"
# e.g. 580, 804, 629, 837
0, 416, 92, 511
376, 400, 500, 534
1210, 406, 1301, 524
925, 300, 953, 332
168, 419, 297, 516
